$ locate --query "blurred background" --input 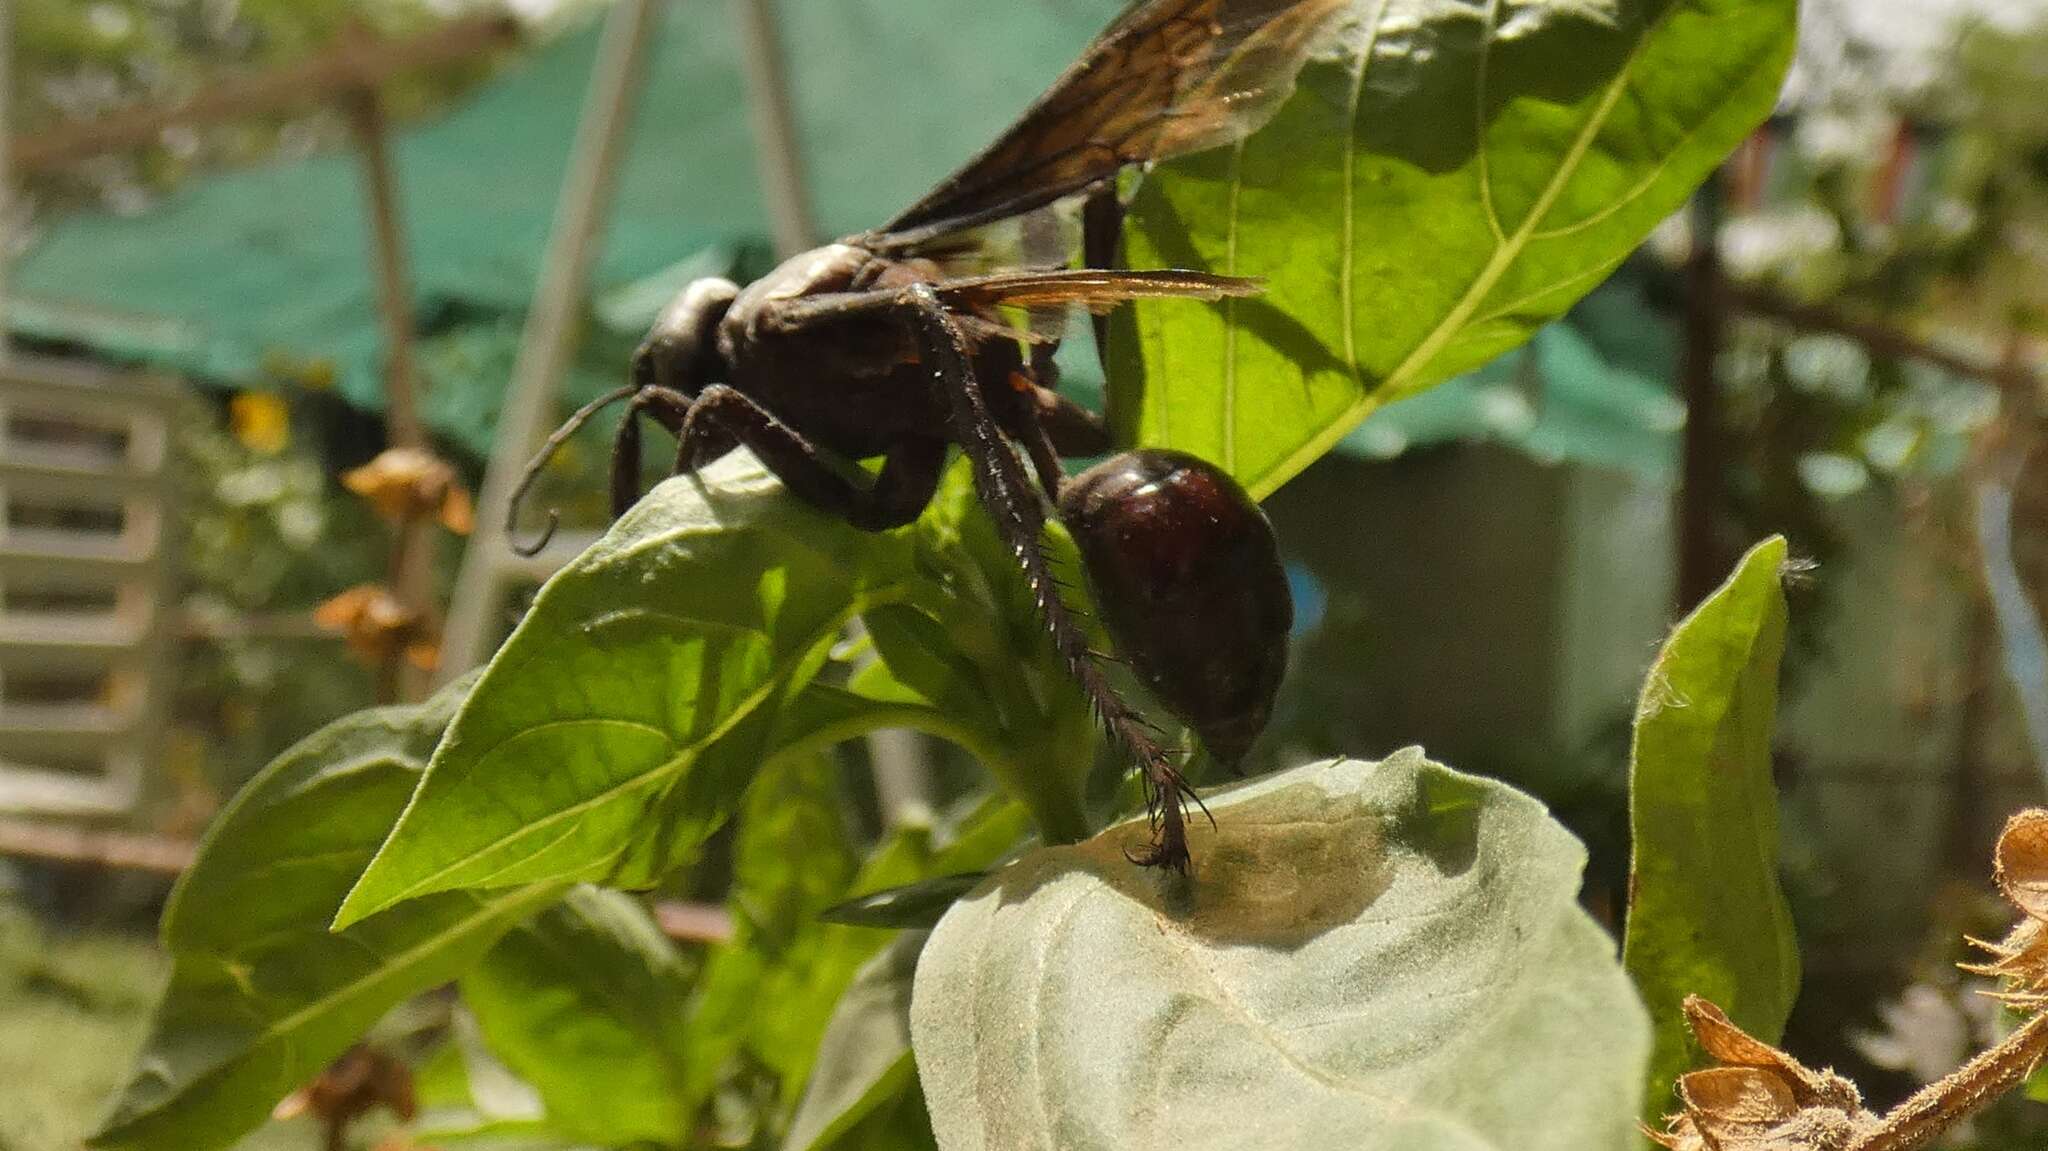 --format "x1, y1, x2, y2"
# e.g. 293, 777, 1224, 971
4, 0, 2048, 1146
